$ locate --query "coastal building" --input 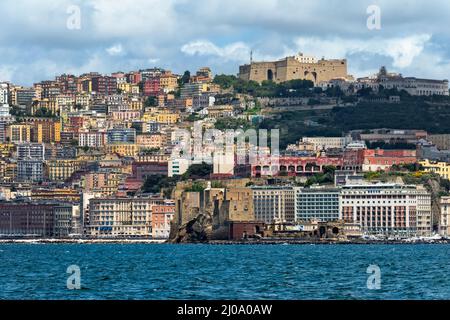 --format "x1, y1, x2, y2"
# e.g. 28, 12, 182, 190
355, 129, 427, 145
252, 186, 295, 224
417, 140, 450, 162
0, 203, 57, 237
82, 171, 124, 195
86, 197, 166, 238
106, 144, 138, 157
53, 204, 76, 238
294, 187, 340, 222
440, 197, 450, 236
136, 133, 165, 150
340, 183, 431, 236
17, 143, 45, 183
416, 187, 433, 236
151, 203, 175, 239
